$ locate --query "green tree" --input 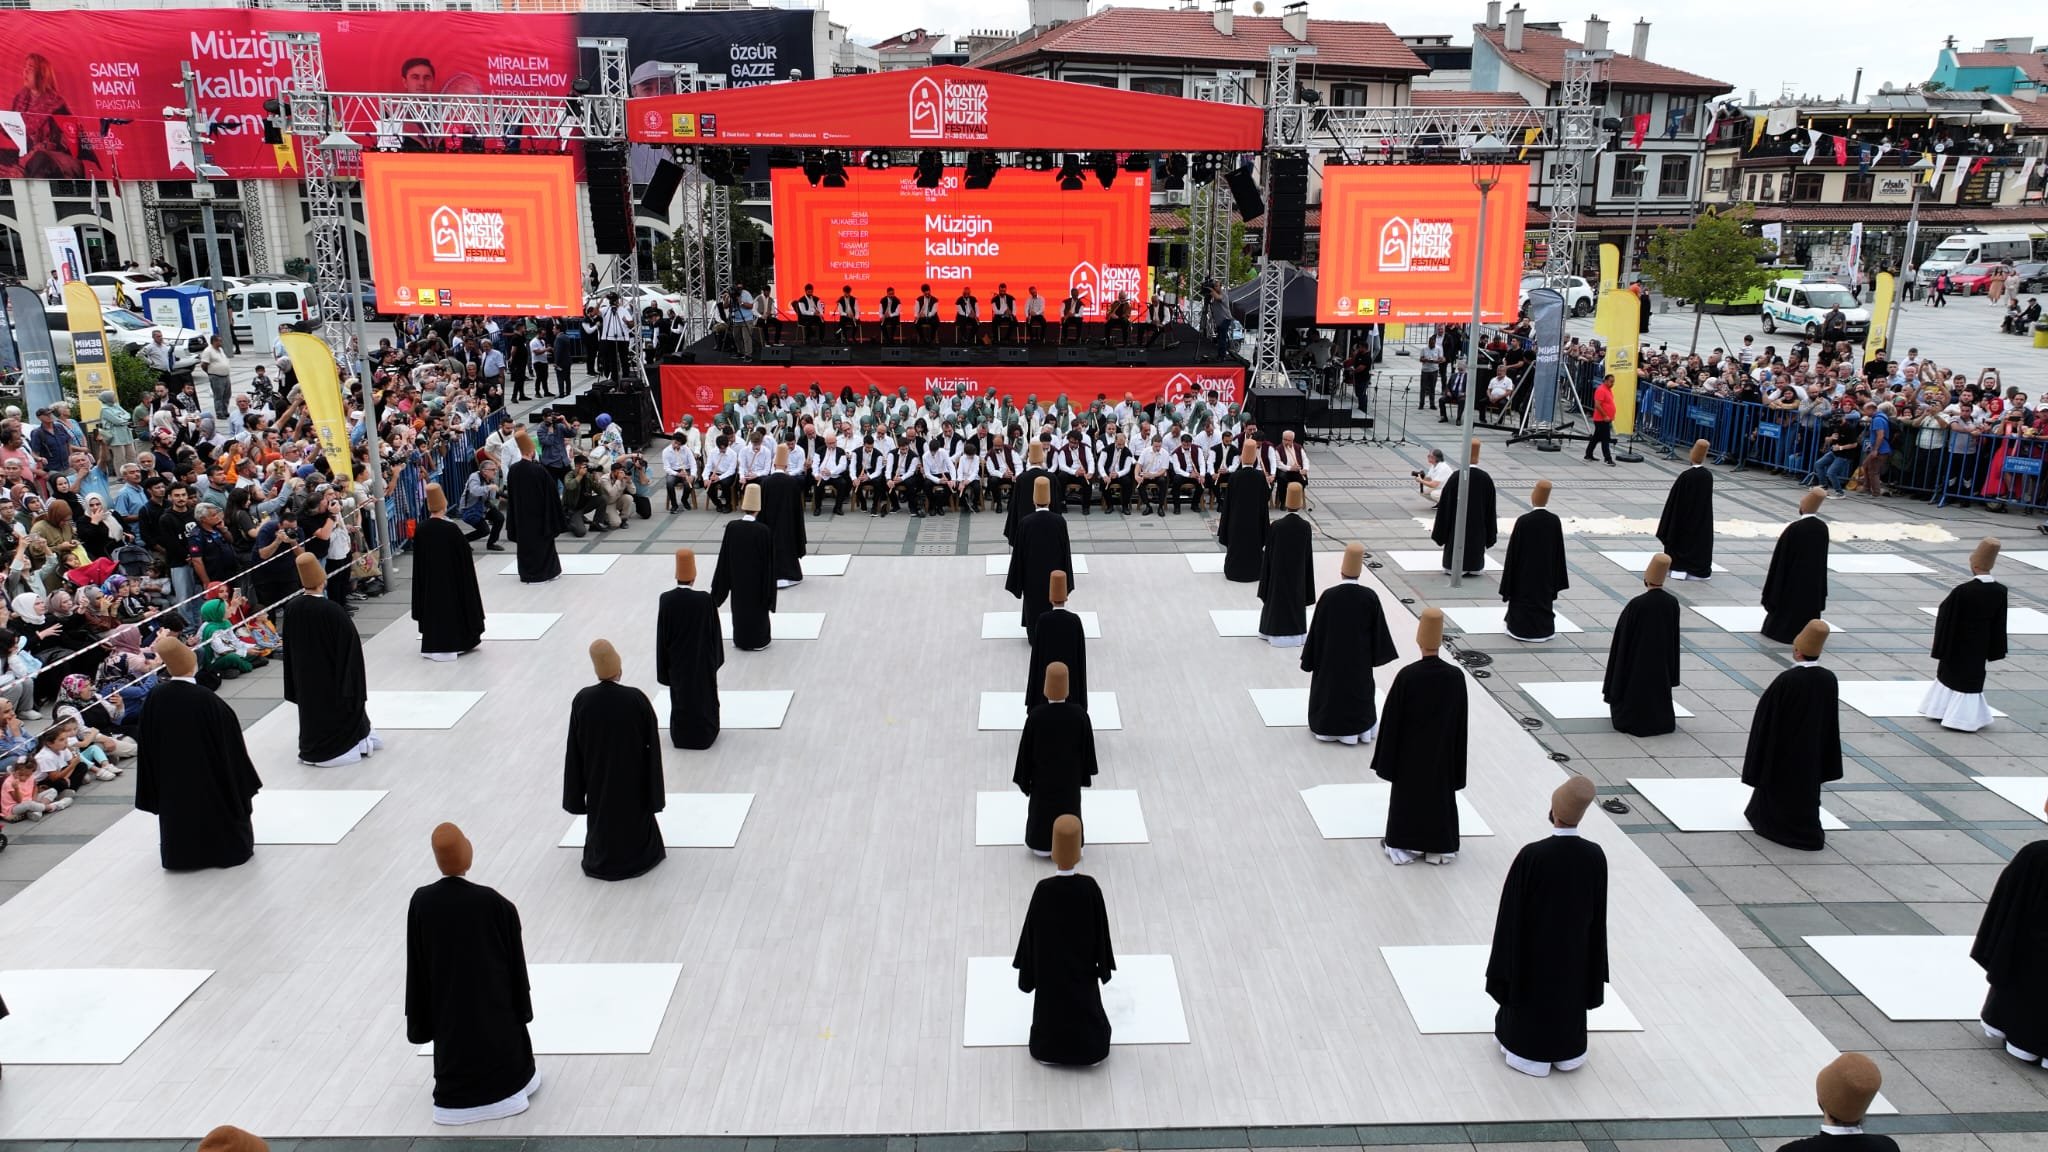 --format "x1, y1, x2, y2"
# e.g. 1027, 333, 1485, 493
1640, 205, 1781, 354
1154, 209, 1255, 299
651, 200, 772, 301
